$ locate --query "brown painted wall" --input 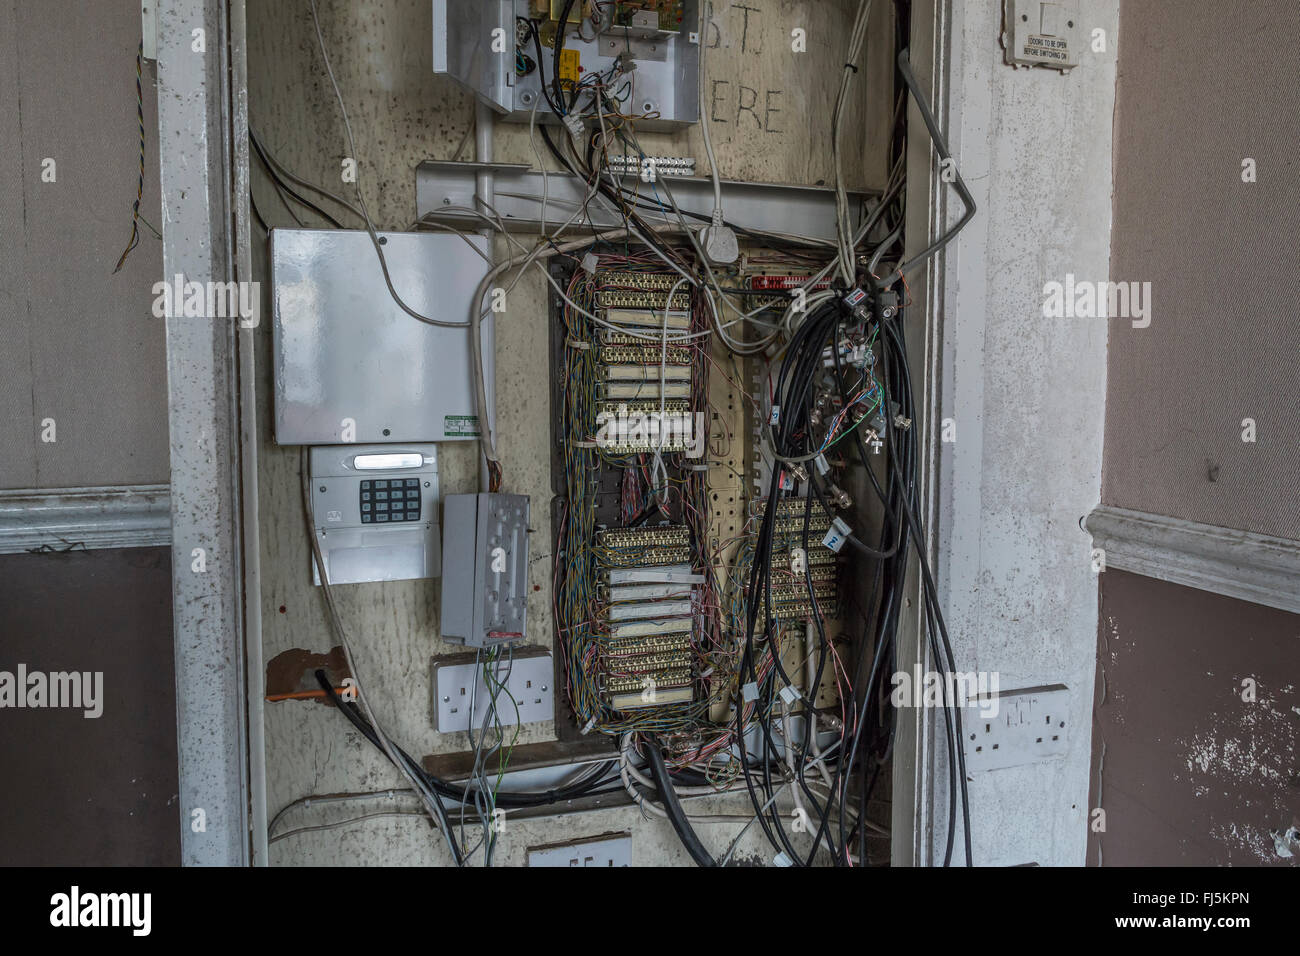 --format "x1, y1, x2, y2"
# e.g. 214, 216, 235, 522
0, 548, 179, 865
1090, 571, 1298, 866
1092, 0, 1300, 866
